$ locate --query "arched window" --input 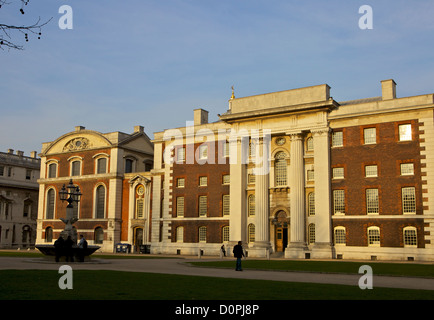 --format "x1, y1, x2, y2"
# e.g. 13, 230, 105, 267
403, 226, 417, 247
274, 152, 287, 186
222, 226, 230, 242
308, 192, 315, 216
248, 224, 255, 243
96, 157, 107, 174
46, 189, 55, 219
367, 226, 380, 246
95, 185, 106, 219
176, 226, 184, 243
47, 163, 57, 178
45, 227, 53, 242
199, 226, 207, 243
71, 160, 81, 176
308, 223, 315, 244
94, 227, 104, 244
334, 227, 346, 245
248, 195, 255, 216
